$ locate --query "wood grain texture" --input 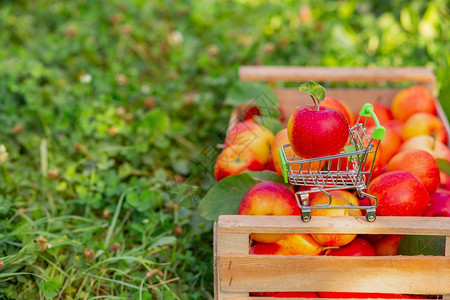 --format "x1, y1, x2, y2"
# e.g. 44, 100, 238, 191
219, 255, 450, 294
216, 231, 250, 300
238, 66, 435, 84
217, 215, 450, 236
